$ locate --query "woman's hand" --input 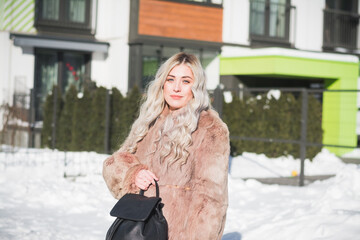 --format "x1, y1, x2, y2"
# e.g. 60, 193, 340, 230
135, 169, 159, 190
